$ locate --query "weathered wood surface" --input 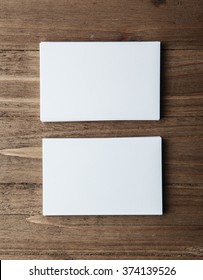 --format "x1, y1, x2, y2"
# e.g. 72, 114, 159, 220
0, 0, 203, 50
0, 0, 202, 259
